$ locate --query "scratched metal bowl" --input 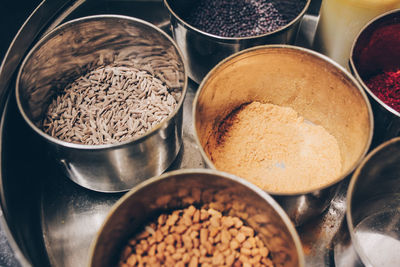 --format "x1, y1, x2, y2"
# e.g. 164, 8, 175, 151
193, 45, 373, 225
164, 0, 311, 84
350, 9, 400, 147
15, 15, 187, 193
89, 169, 305, 267
347, 137, 400, 266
